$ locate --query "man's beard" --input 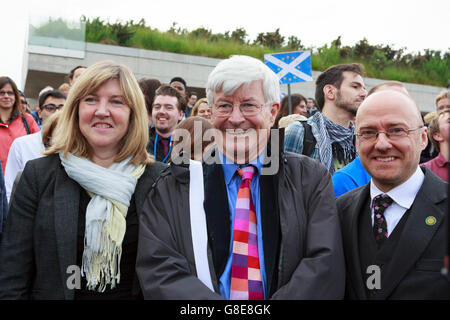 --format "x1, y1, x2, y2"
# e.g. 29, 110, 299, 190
335, 91, 358, 117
